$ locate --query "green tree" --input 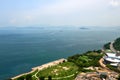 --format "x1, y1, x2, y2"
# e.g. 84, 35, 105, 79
113, 37, 120, 51
26, 74, 32, 80
104, 42, 110, 49
17, 76, 25, 80
100, 74, 107, 79
39, 76, 45, 80
48, 76, 52, 80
